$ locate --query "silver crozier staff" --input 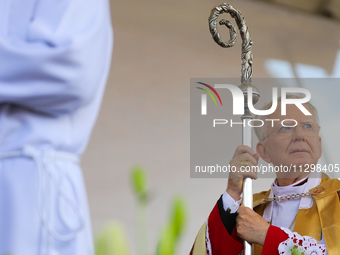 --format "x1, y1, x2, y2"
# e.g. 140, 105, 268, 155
208, 4, 260, 255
